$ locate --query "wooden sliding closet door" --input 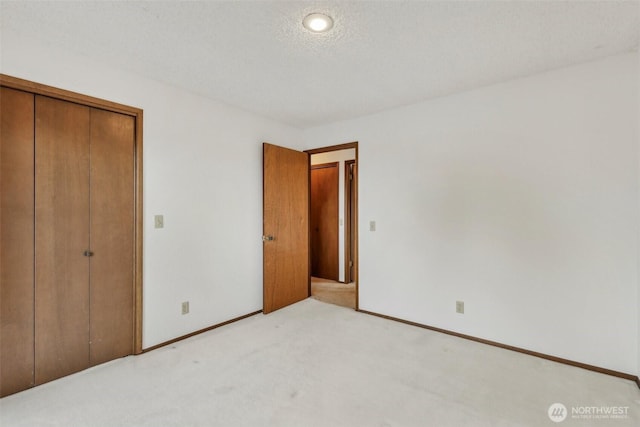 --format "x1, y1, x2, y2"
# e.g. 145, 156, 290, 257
0, 88, 35, 396
89, 108, 134, 366
34, 96, 91, 385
